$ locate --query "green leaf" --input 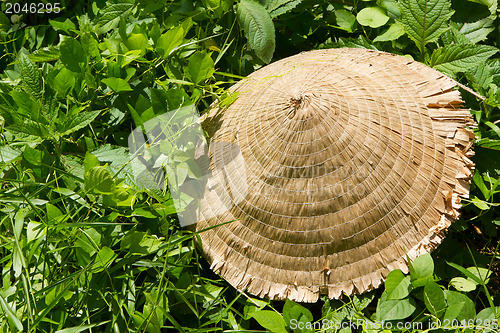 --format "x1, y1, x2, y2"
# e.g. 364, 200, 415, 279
377, 296, 416, 321
266, 0, 302, 18
60, 38, 87, 73
102, 77, 133, 92
467, 266, 492, 284
357, 7, 389, 28
385, 269, 411, 299
91, 246, 116, 272
29, 46, 60, 62
398, 0, 455, 52
446, 261, 485, 285
457, 17, 495, 43
450, 277, 477, 292
84, 152, 100, 174
59, 110, 100, 136
423, 281, 447, 318
187, 51, 215, 85
409, 253, 434, 287
94, 0, 135, 35
85, 166, 115, 194
237, 0, 276, 63
471, 197, 490, 210
52, 68, 75, 96
430, 44, 498, 76
283, 299, 313, 331
0, 295, 23, 332
126, 33, 150, 55
49, 18, 76, 33
250, 310, 287, 333
334, 9, 357, 32
18, 53, 44, 100
156, 26, 184, 58
374, 22, 405, 42
443, 290, 476, 322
